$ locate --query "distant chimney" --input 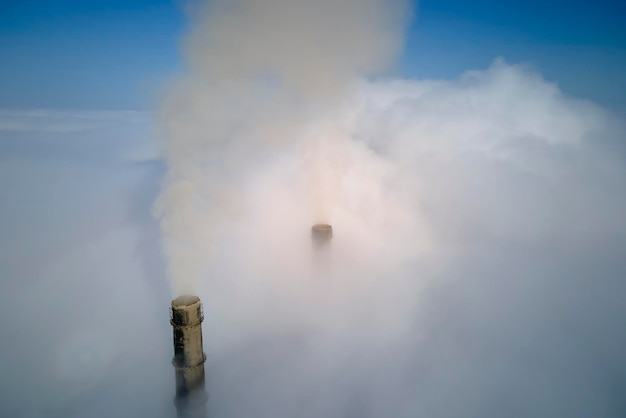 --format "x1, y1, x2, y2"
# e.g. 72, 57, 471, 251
311, 223, 333, 246
311, 224, 333, 275
171, 295, 208, 418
